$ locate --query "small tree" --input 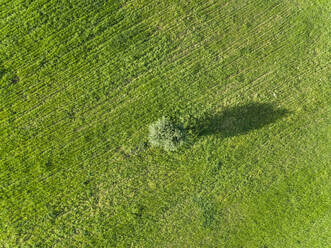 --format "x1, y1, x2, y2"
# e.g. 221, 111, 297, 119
148, 116, 185, 151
